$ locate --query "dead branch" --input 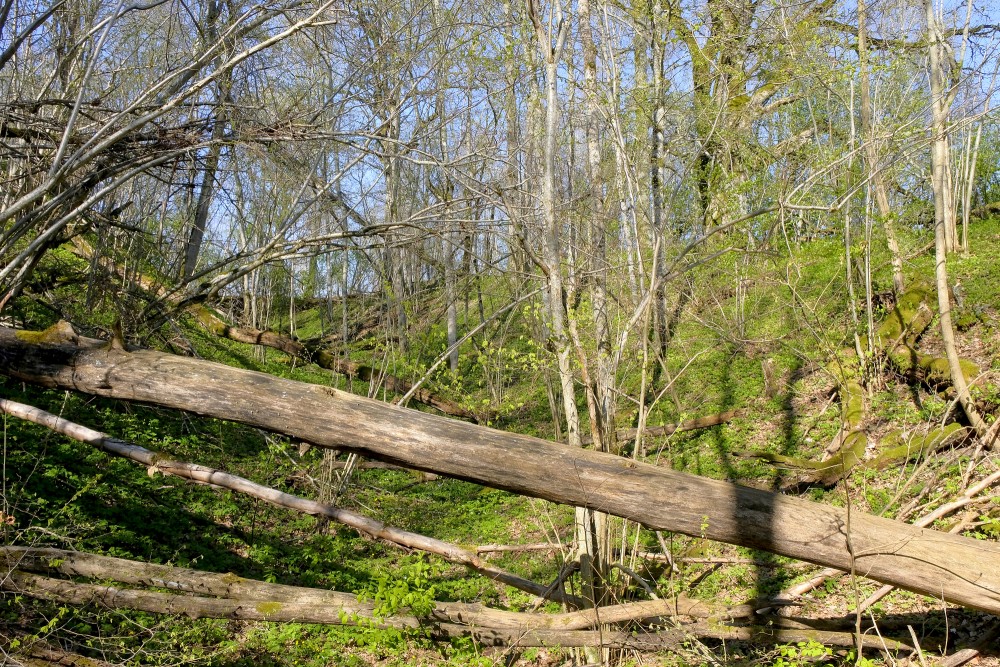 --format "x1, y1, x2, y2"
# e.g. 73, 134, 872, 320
477, 543, 564, 554
0, 398, 564, 605
0, 549, 911, 652
1, 548, 751, 630
70, 237, 476, 421
585, 410, 741, 447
